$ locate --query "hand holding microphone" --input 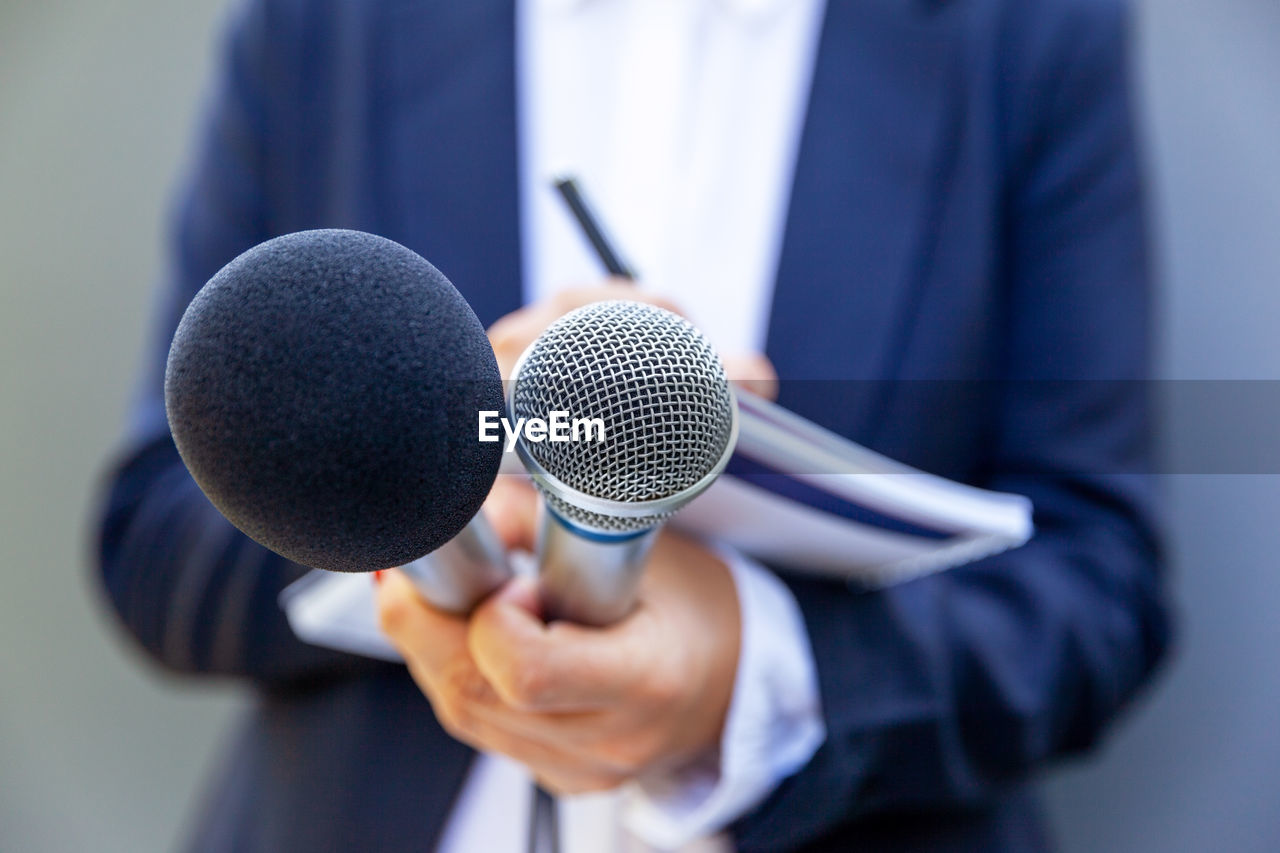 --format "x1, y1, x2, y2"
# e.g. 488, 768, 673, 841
379, 290, 773, 795
378, 513, 742, 794
163, 227, 766, 792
